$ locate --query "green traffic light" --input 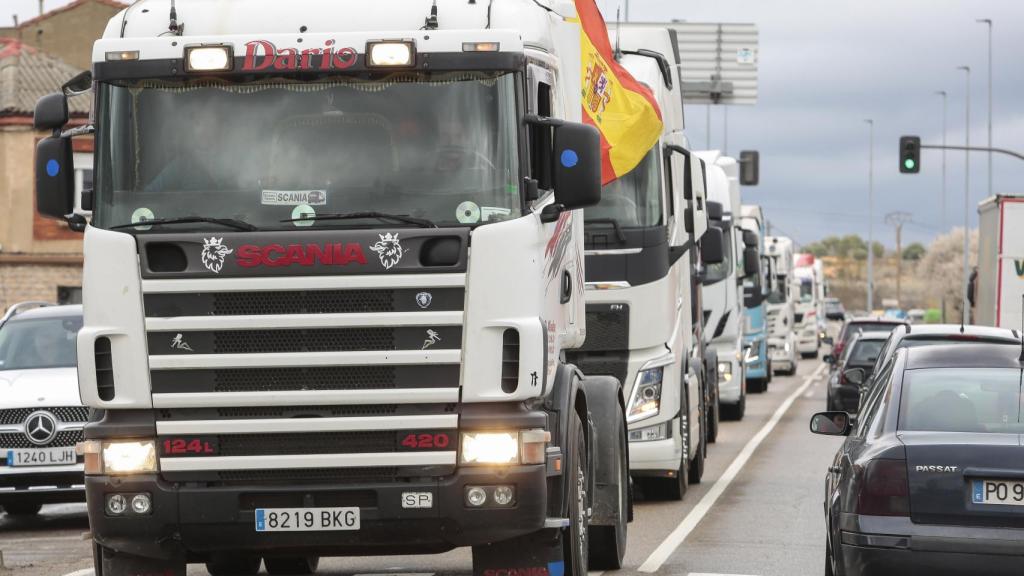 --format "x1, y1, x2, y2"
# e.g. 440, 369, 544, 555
903, 158, 916, 170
